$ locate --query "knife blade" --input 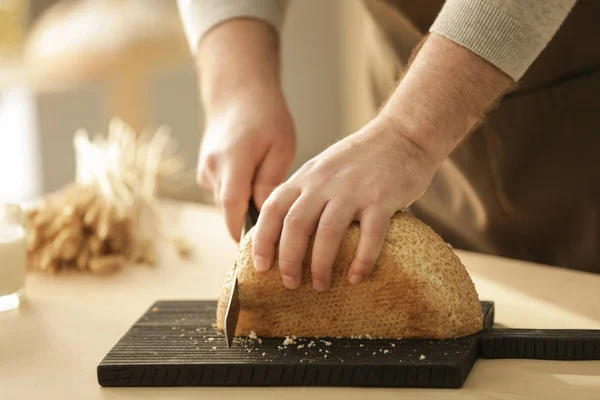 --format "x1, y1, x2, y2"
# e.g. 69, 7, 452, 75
224, 198, 259, 349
